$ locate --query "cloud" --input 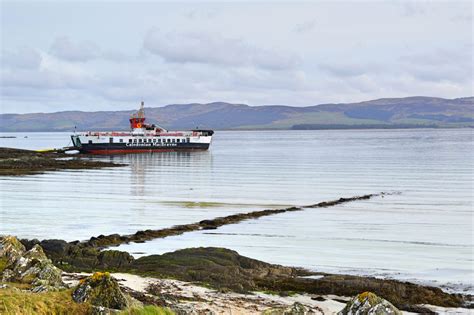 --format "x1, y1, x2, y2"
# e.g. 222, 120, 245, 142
450, 13, 472, 23
293, 19, 317, 34
319, 63, 372, 78
399, 49, 473, 83
50, 37, 100, 62
1, 51, 98, 96
402, 2, 428, 17
185, 9, 217, 20
143, 29, 299, 70
1, 47, 42, 69
1, 2, 472, 113
318, 46, 473, 86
